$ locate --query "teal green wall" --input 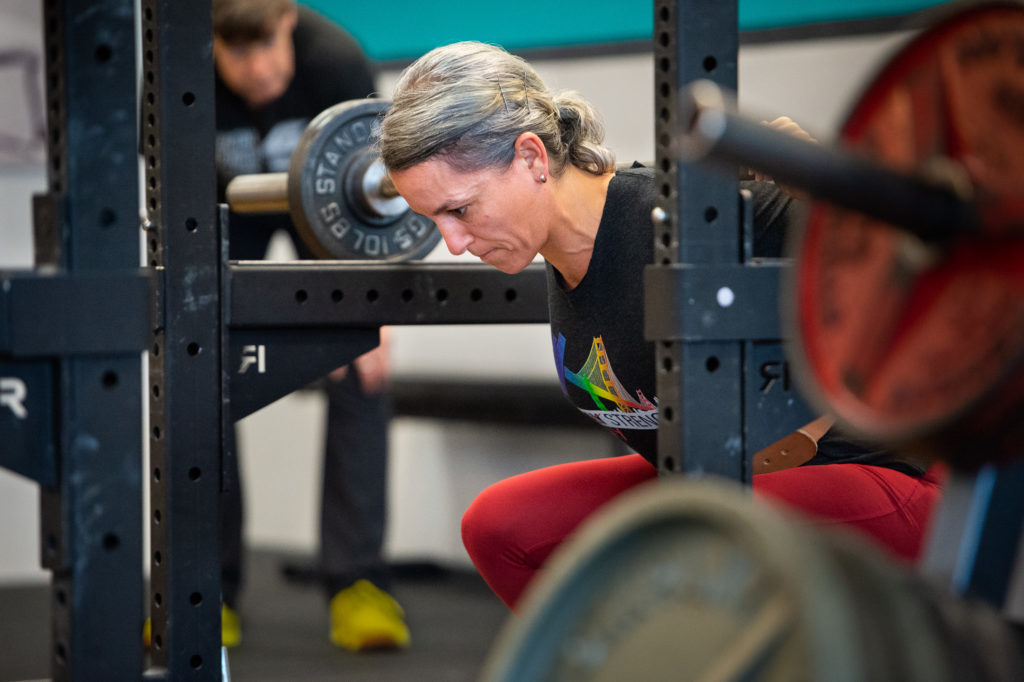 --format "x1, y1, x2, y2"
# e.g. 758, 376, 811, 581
302, 0, 954, 62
